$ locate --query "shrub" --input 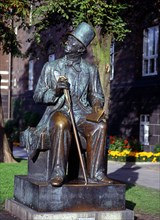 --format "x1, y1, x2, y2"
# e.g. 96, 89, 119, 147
5, 111, 40, 143
4, 119, 19, 142
154, 144, 160, 153
109, 136, 140, 152
108, 136, 160, 162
